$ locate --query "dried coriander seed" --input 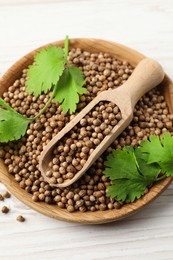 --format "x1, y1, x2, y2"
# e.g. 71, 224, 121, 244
0, 194, 4, 201
3, 191, 11, 199
16, 215, 25, 222
1, 206, 9, 214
